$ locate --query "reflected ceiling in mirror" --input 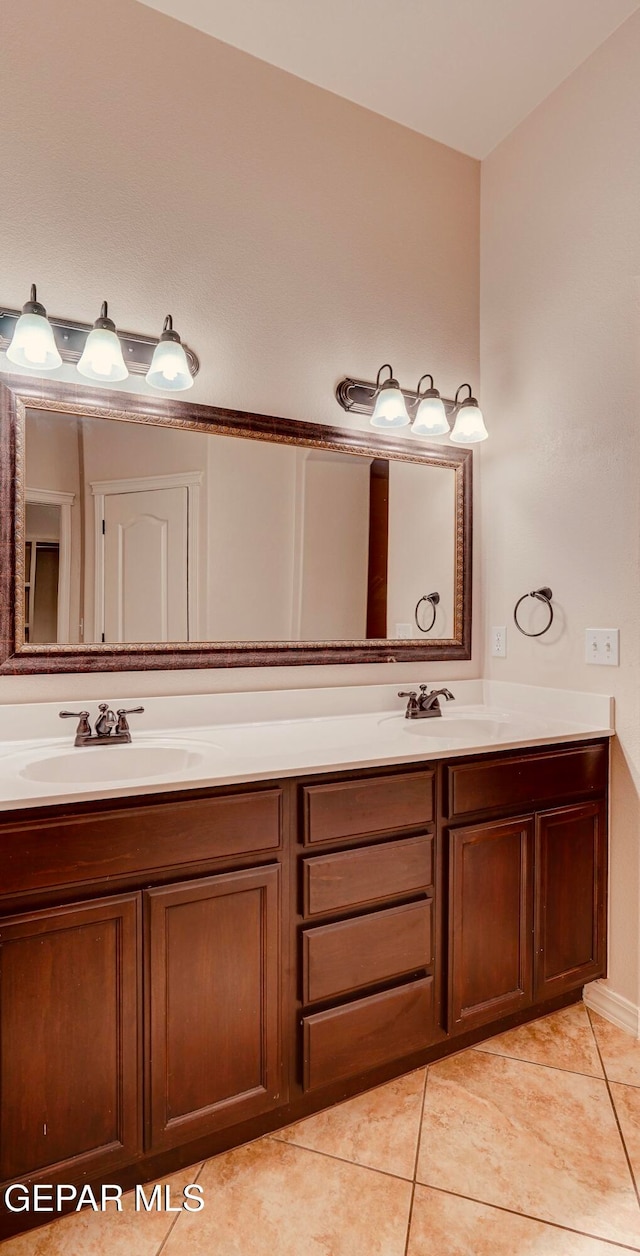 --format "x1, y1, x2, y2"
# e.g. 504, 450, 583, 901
0, 378, 472, 671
